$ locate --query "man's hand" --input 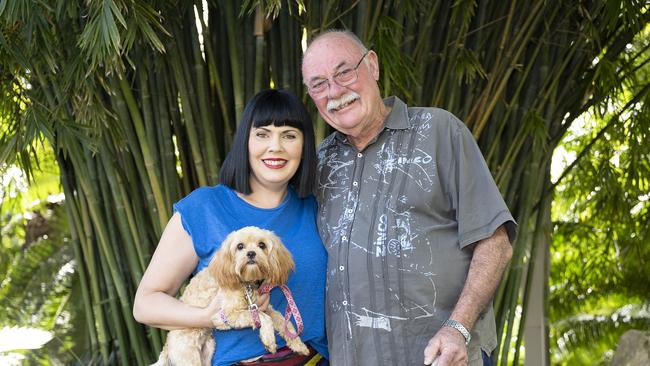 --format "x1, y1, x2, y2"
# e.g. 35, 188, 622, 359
423, 326, 468, 366
424, 225, 511, 365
